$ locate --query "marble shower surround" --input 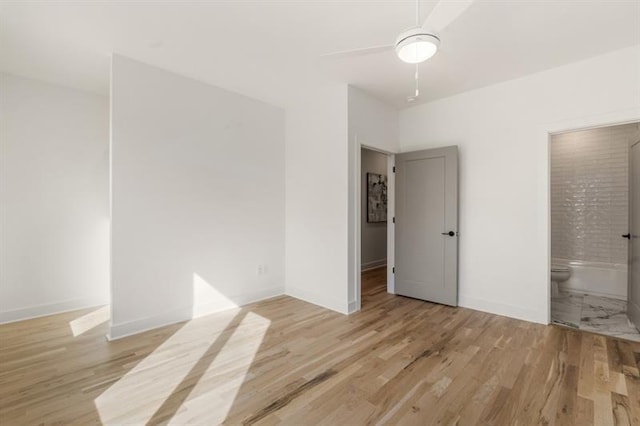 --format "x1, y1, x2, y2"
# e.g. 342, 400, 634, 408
550, 123, 640, 265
